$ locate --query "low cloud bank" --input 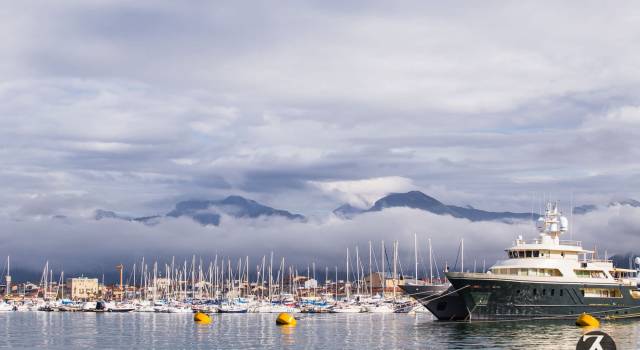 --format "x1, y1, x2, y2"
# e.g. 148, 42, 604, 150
0, 205, 637, 282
